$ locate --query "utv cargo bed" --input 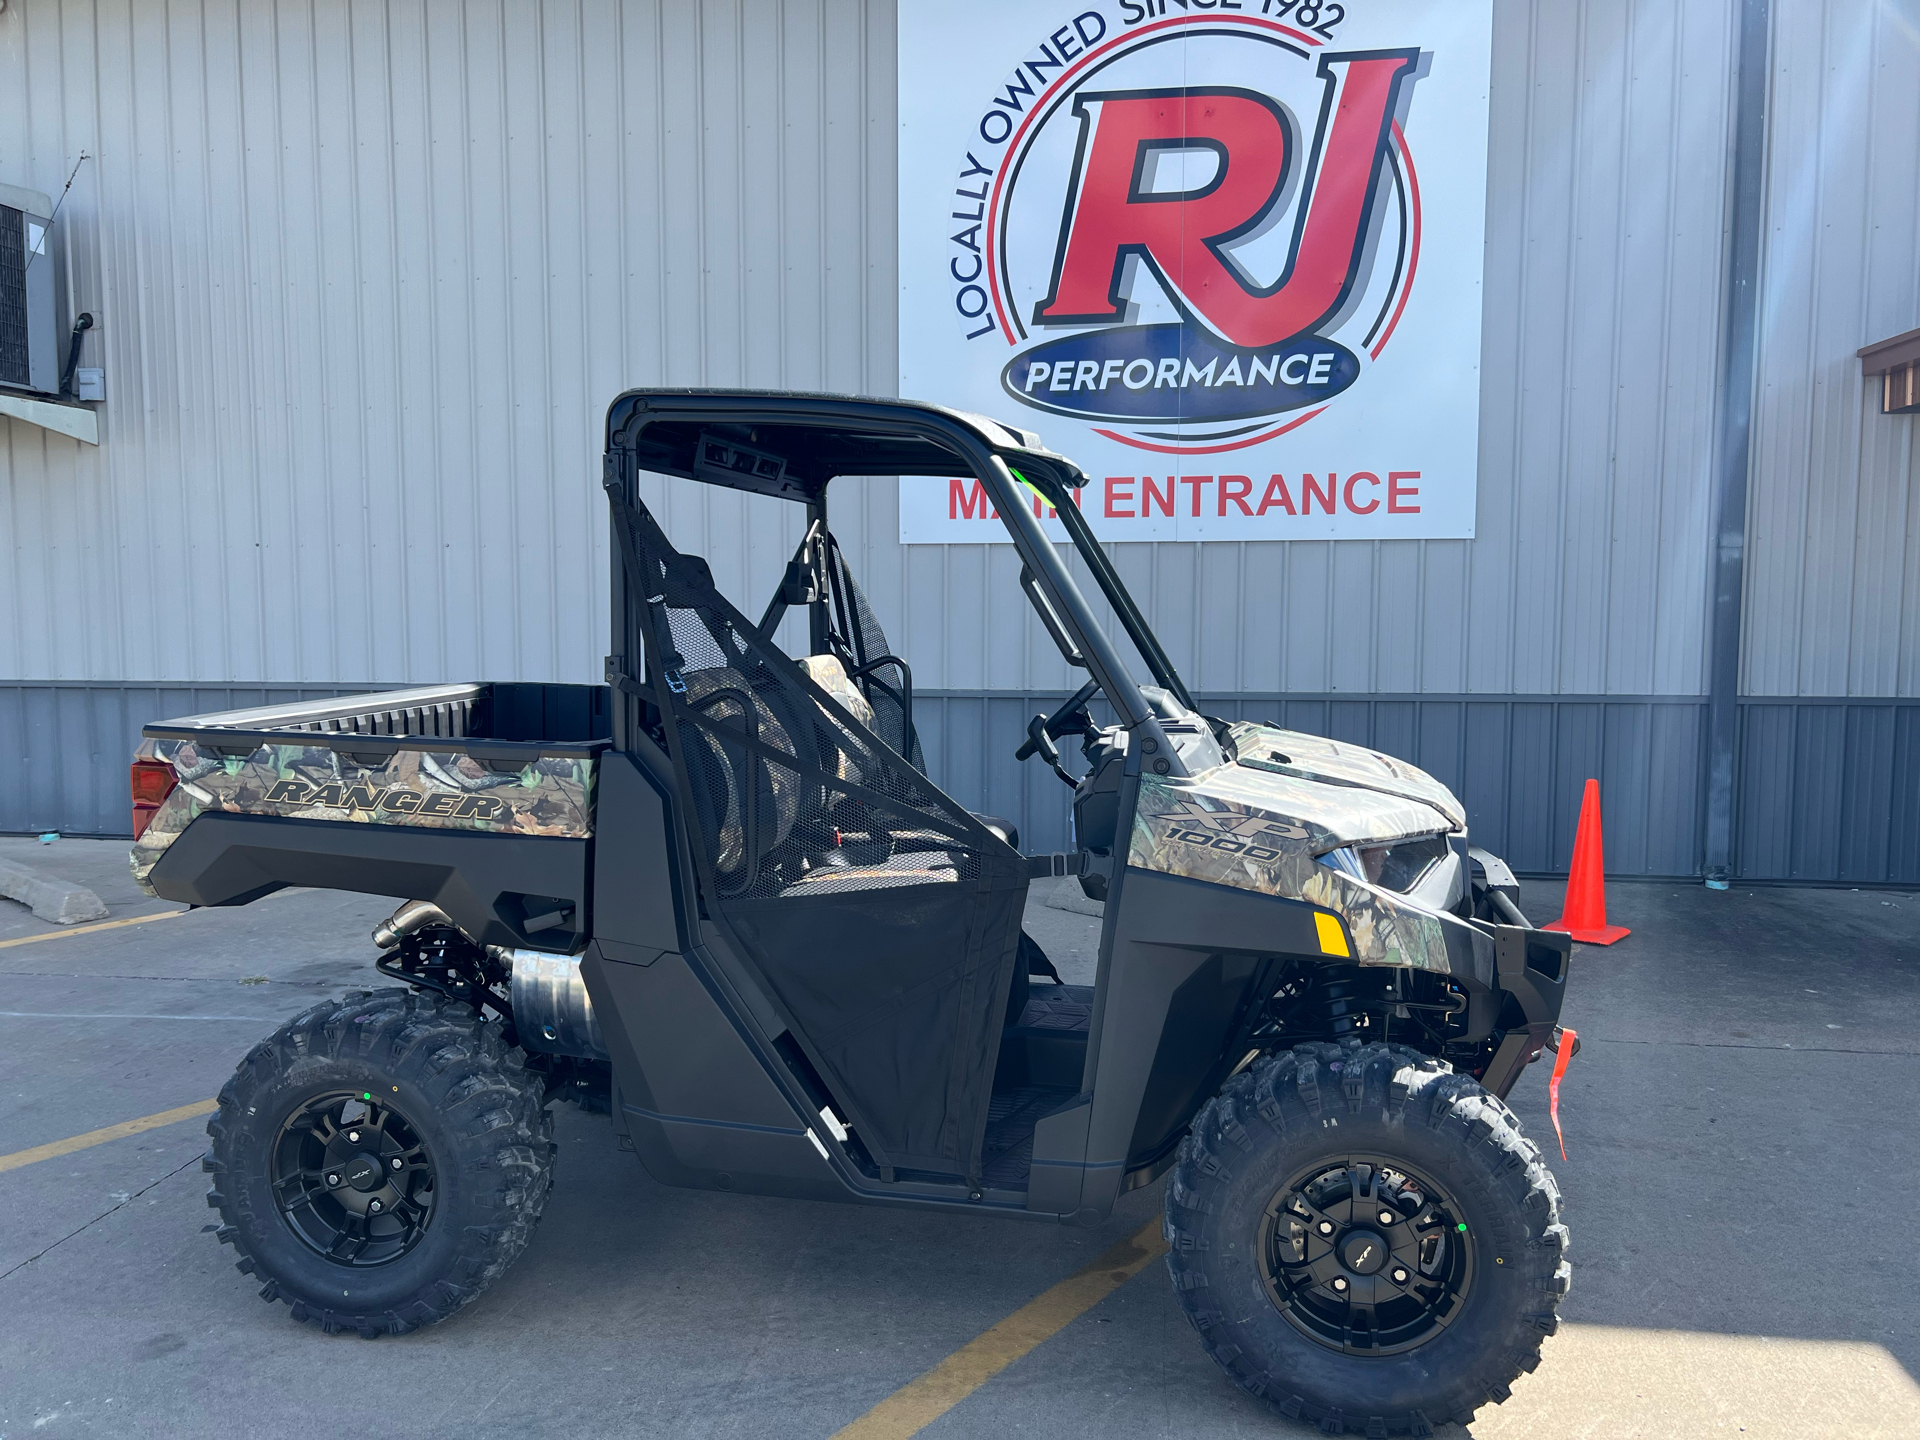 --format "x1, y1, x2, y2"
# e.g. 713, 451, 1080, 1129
131, 682, 608, 950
